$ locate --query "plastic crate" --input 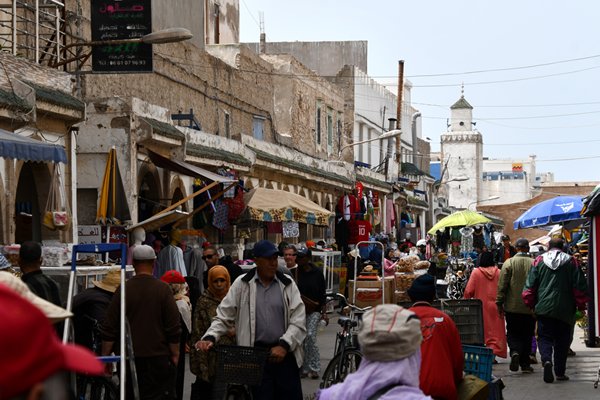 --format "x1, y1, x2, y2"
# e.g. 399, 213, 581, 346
463, 345, 494, 382
214, 345, 269, 386
399, 299, 484, 345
